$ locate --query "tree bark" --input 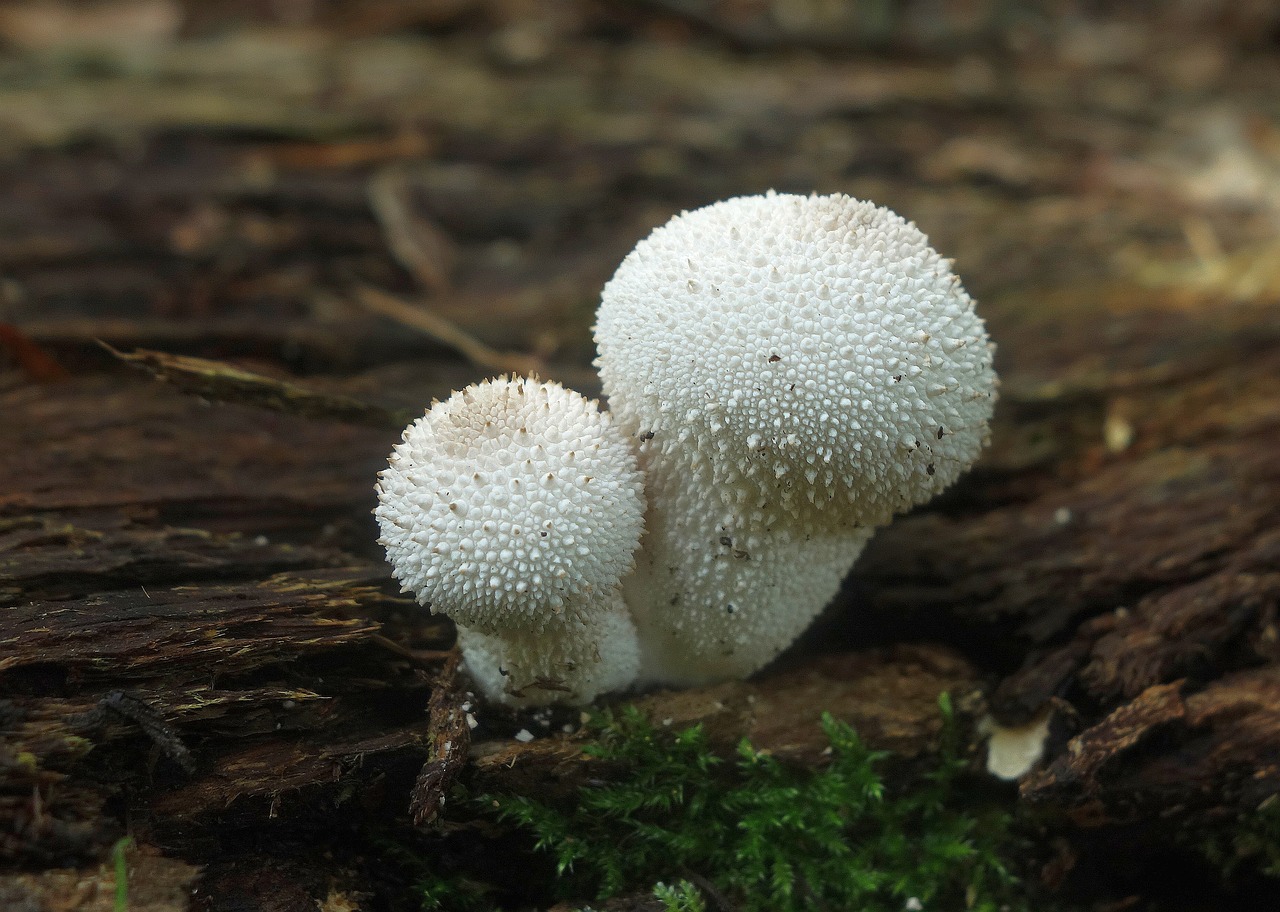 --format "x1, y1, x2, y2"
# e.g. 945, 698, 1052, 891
2, 2, 1279, 908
